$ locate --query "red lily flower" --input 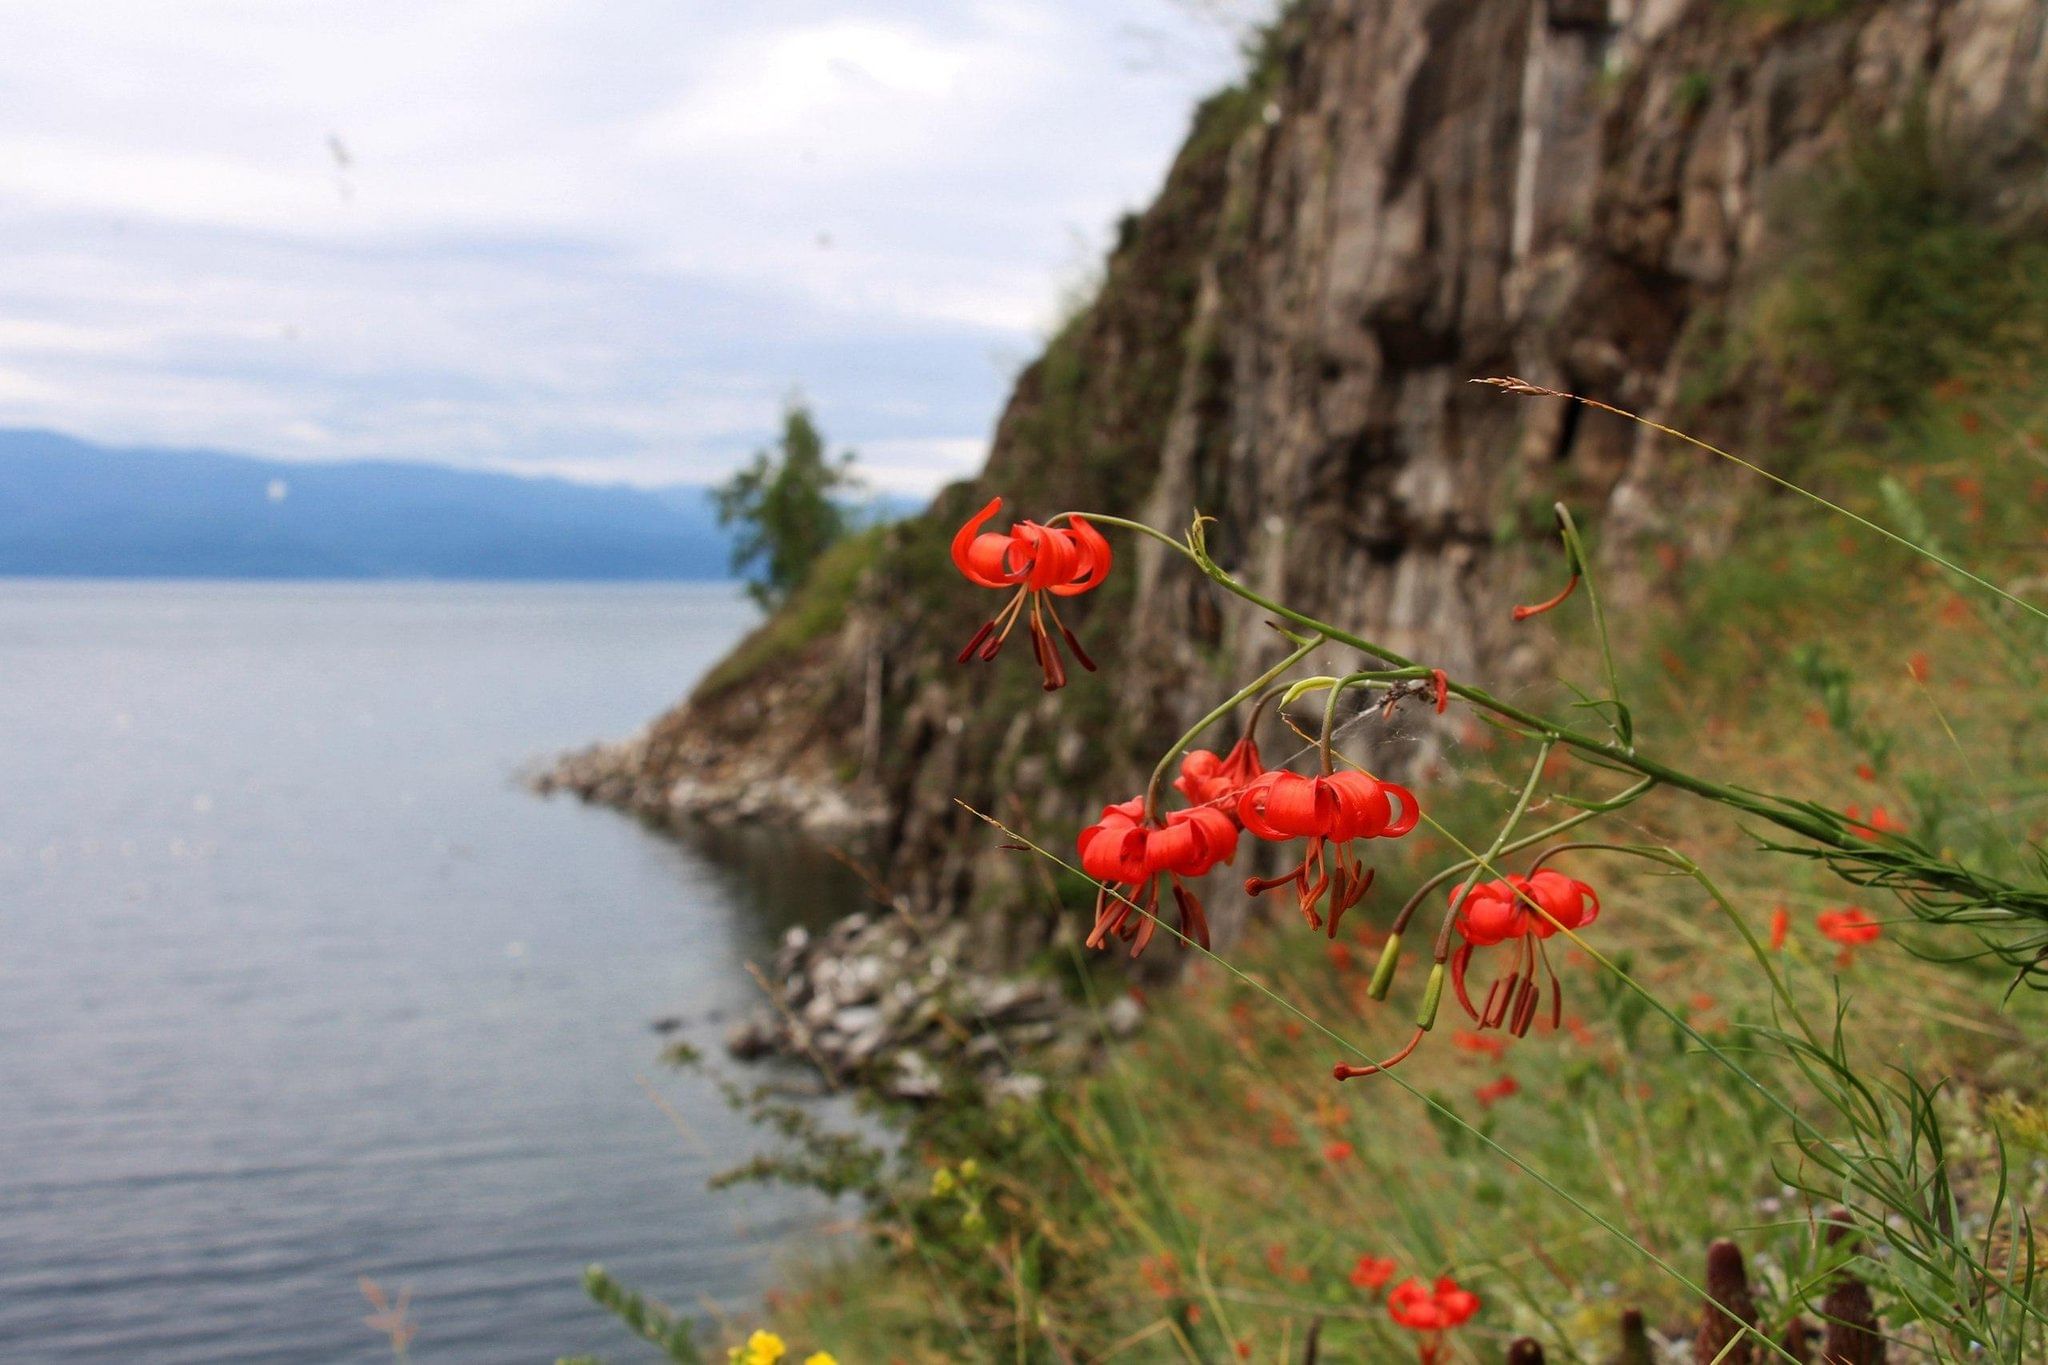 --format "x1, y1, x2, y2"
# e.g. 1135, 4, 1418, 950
1449, 871, 1600, 1037
1388, 1276, 1479, 1364
951, 496, 1111, 691
1818, 907, 1881, 944
1817, 906, 1881, 967
1237, 770, 1419, 936
1174, 736, 1266, 807
1474, 1075, 1519, 1106
1078, 796, 1238, 956
1349, 1254, 1397, 1292
1451, 1029, 1507, 1059
1844, 804, 1906, 840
